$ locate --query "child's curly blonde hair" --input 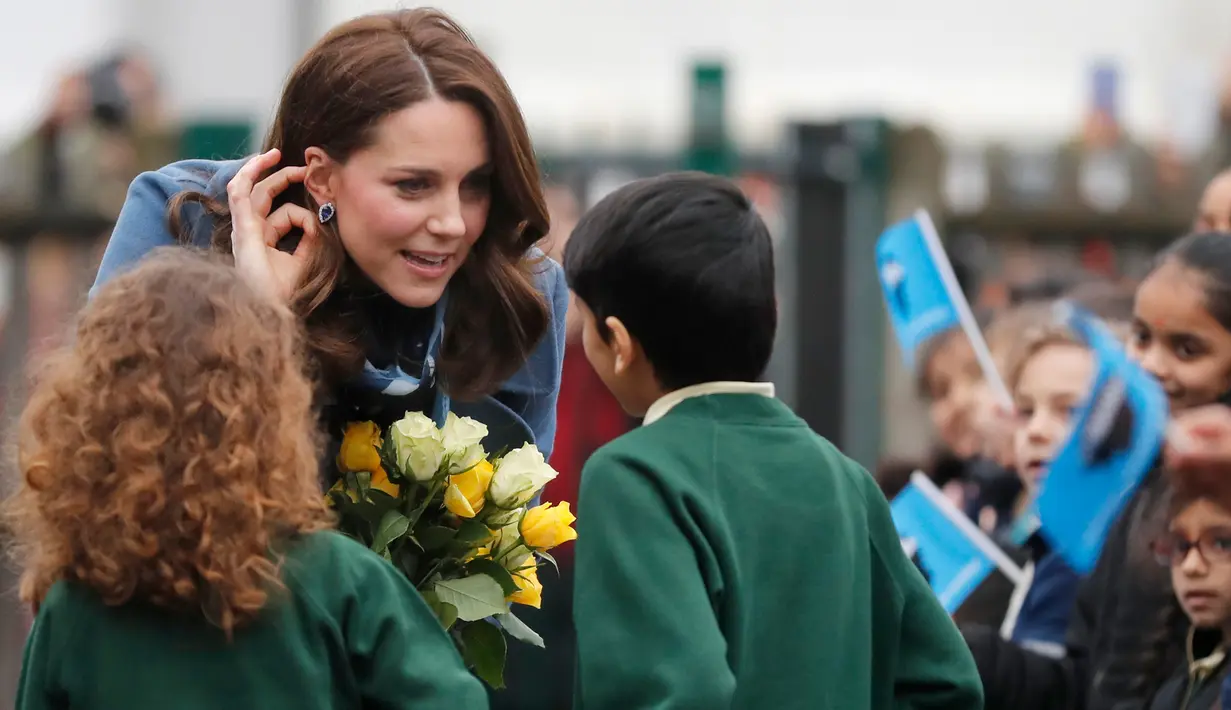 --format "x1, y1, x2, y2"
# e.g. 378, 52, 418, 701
6, 248, 332, 634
